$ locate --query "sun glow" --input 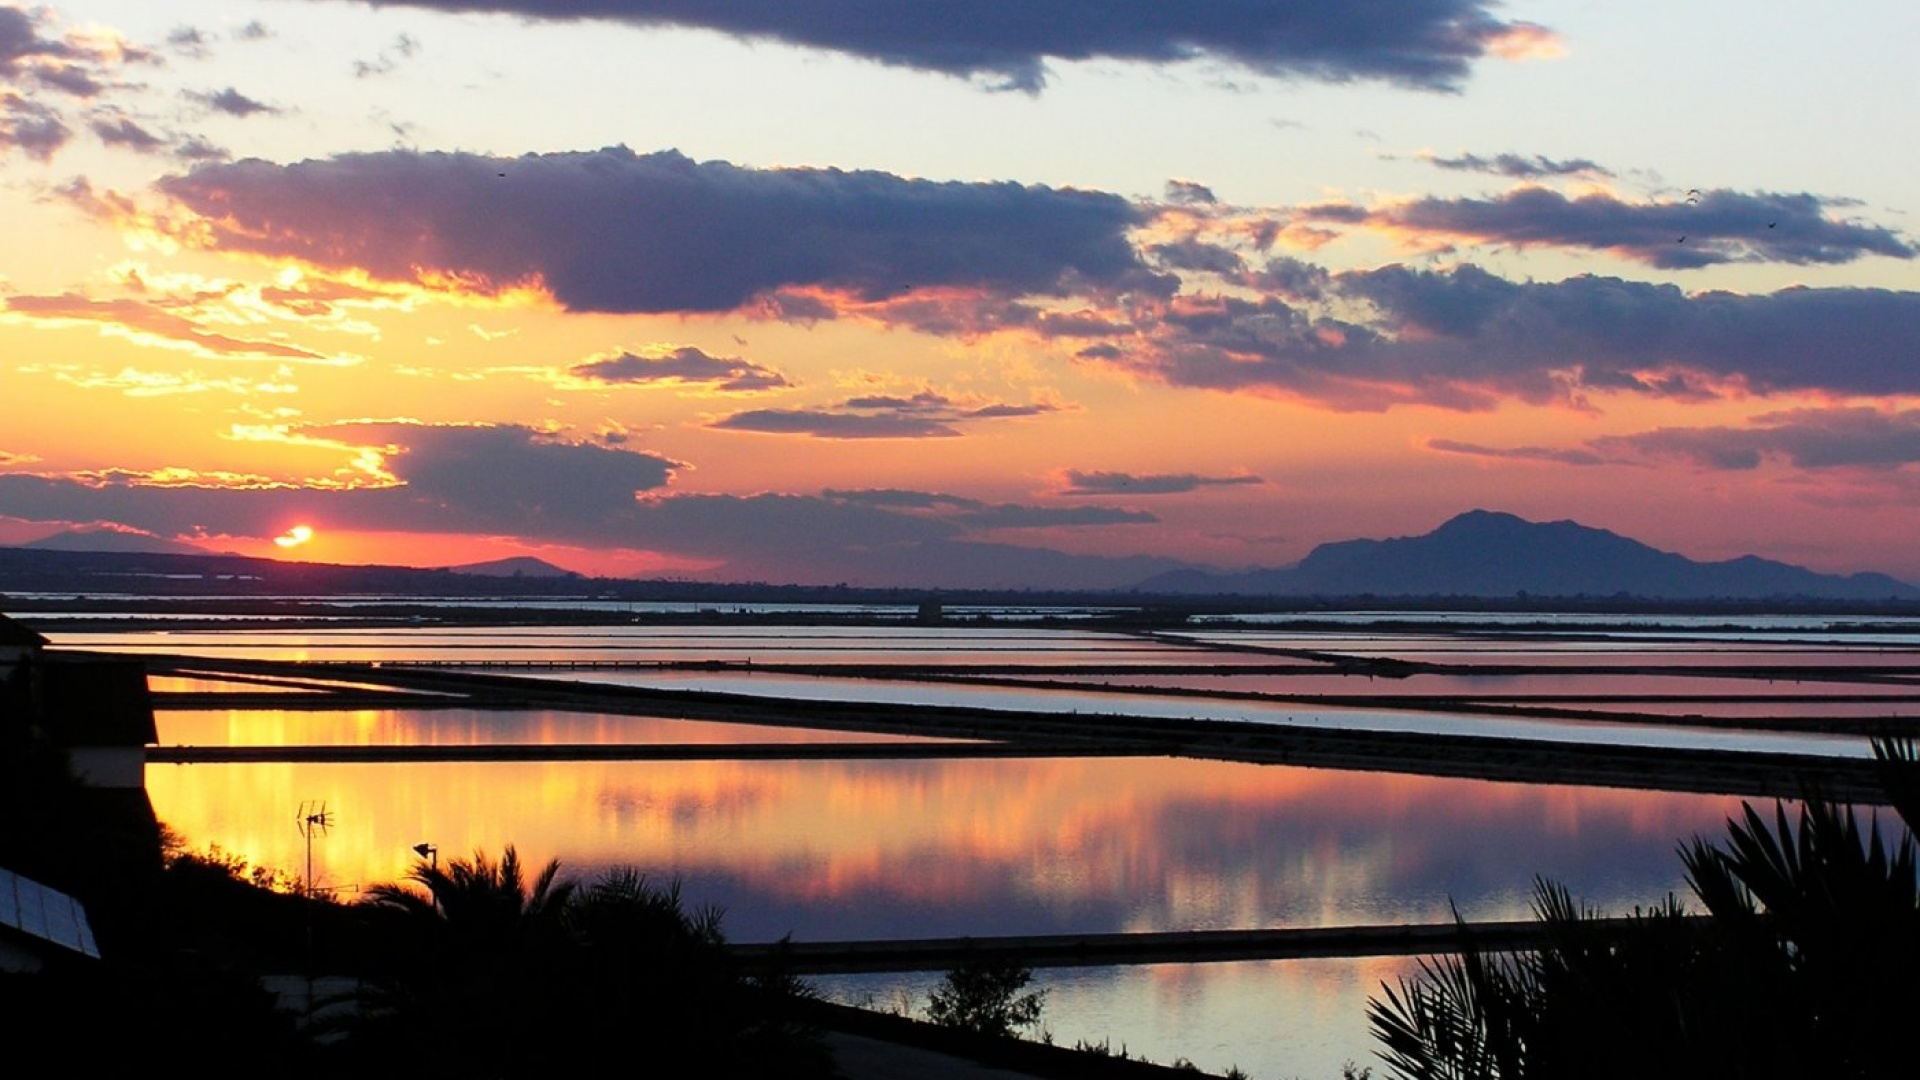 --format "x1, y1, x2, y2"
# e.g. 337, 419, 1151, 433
273, 524, 315, 549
